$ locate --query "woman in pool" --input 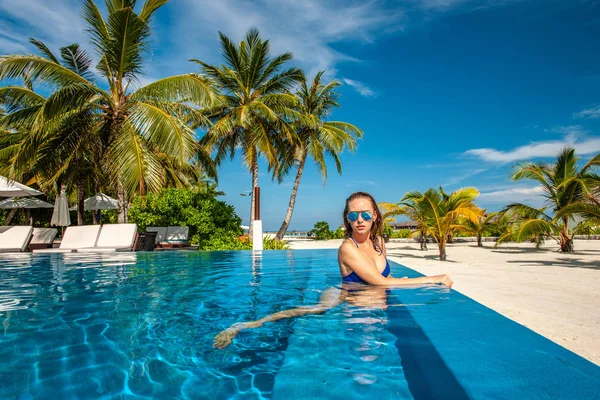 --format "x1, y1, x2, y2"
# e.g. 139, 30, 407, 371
213, 191, 453, 349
